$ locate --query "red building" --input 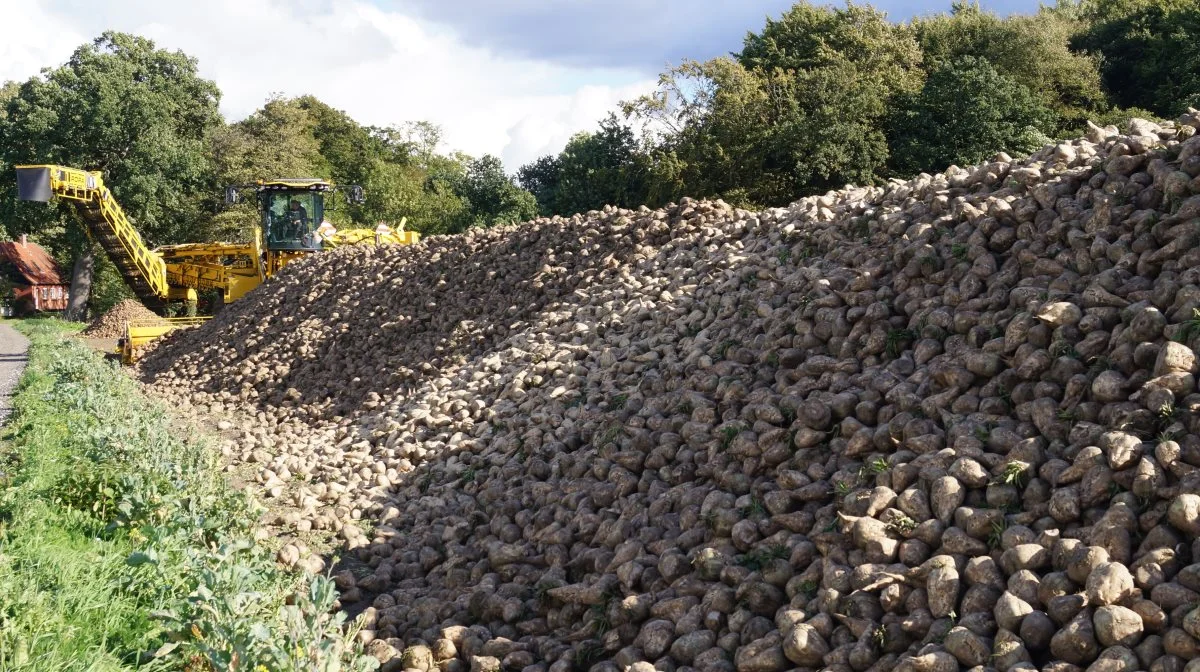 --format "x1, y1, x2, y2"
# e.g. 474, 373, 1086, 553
0, 235, 69, 314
